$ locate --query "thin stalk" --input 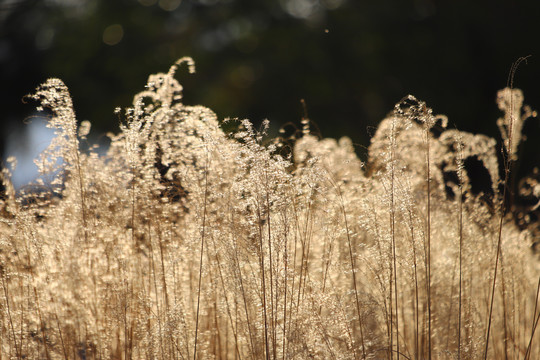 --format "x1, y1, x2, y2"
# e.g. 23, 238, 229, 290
483, 131, 507, 359
484, 56, 529, 359
524, 276, 540, 360
335, 181, 365, 360
281, 209, 290, 360
157, 224, 170, 312
212, 233, 242, 359
224, 199, 256, 359
425, 119, 432, 360
75, 148, 88, 240
213, 290, 221, 357
292, 198, 311, 346
369, 204, 392, 356
54, 309, 69, 360
525, 311, 540, 360
33, 286, 51, 360
232, 242, 256, 359
264, 167, 277, 360
1, 268, 20, 359
390, 118, 400, 360
299, 198, 314, 305
287, 196, 301, 357
193, 154, 209, 360
406, 208, 419, 360
21, 222, 51, 360
257, 201, 271, 360
456, 138, 464, 360
148, 222, 165, 359
18, 277, 24, 359
500, 255, 509, 360
26, 263, 51, 359
130, 166, 136, 248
